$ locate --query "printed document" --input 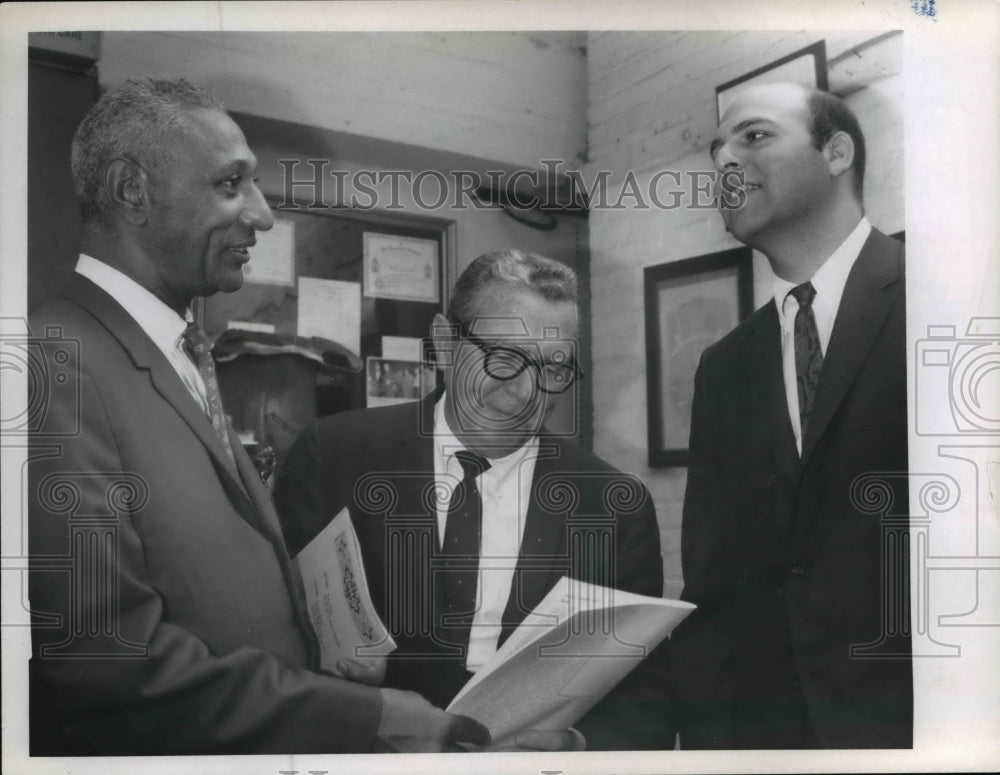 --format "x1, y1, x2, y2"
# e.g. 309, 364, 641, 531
448, 577, 695, 743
